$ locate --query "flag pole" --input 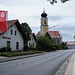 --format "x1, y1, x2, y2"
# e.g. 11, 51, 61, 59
6, 11, 8, 52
